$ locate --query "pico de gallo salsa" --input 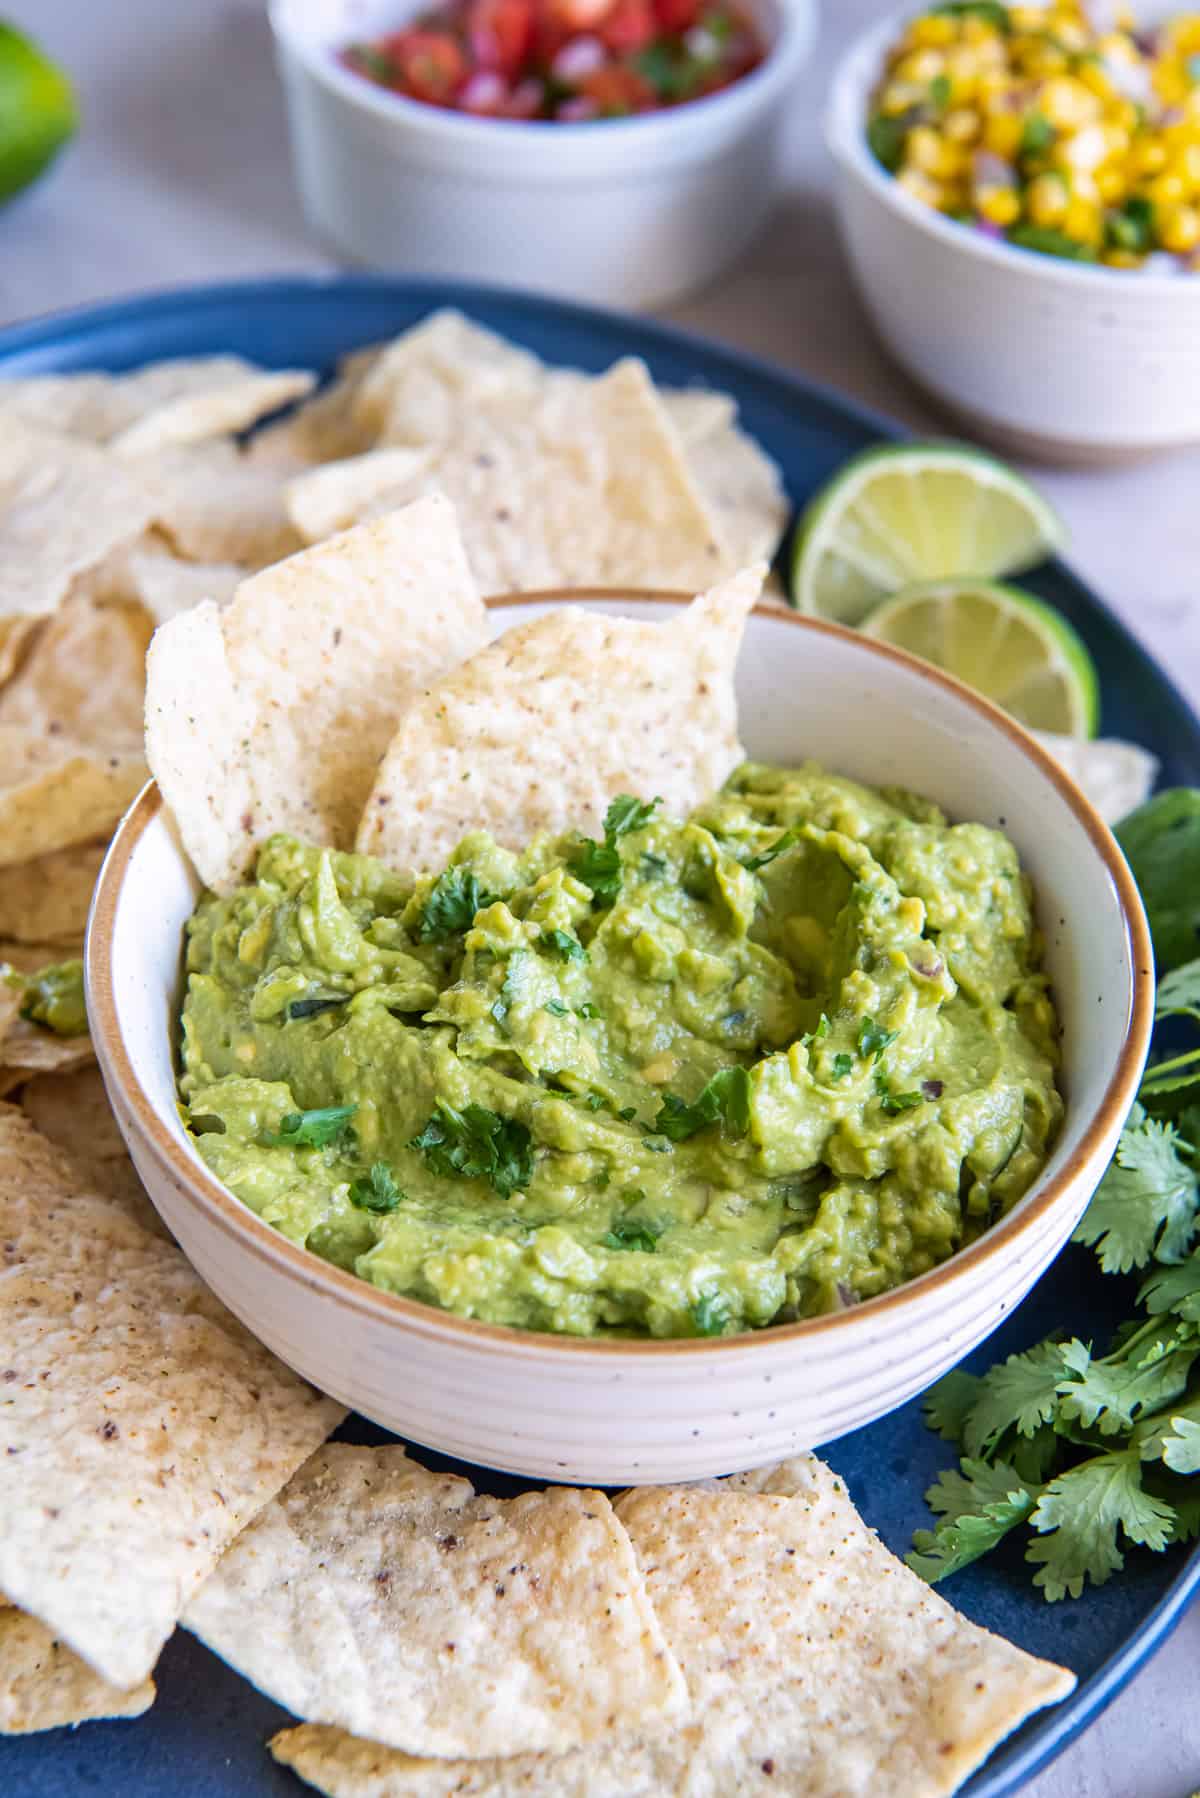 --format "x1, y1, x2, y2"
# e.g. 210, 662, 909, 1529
339, 0, 766, 121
